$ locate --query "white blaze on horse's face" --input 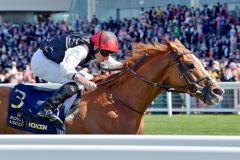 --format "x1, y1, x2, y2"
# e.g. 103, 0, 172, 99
179, 53, 224, 105
191, 54, 211, 78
